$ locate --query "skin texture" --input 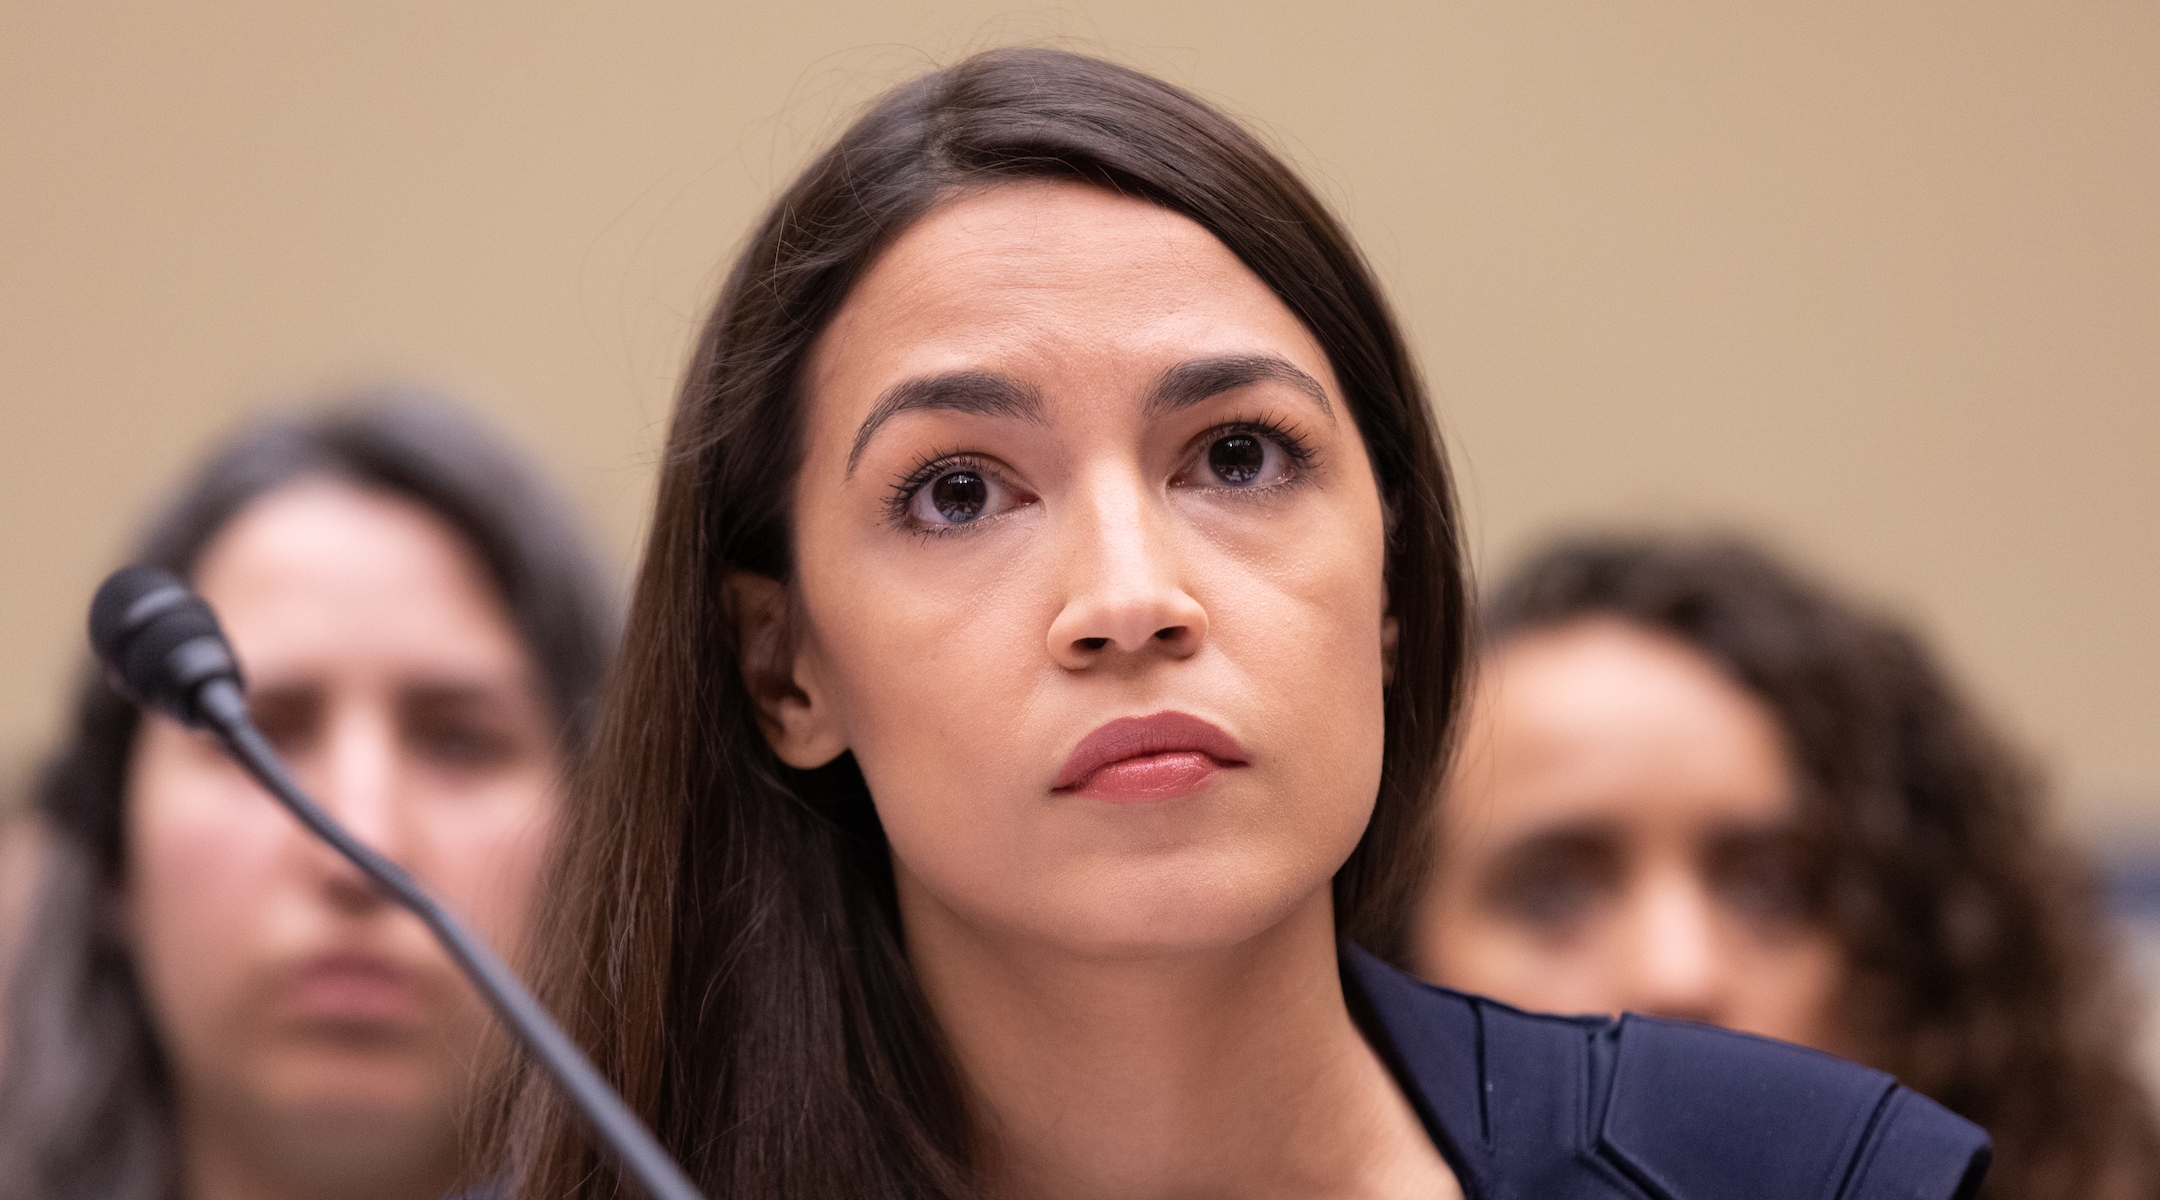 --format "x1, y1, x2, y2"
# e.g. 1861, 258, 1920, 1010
1413, 617, 1848, 1050
122, 481, 561, 1200
734, 180, 1458, 1199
